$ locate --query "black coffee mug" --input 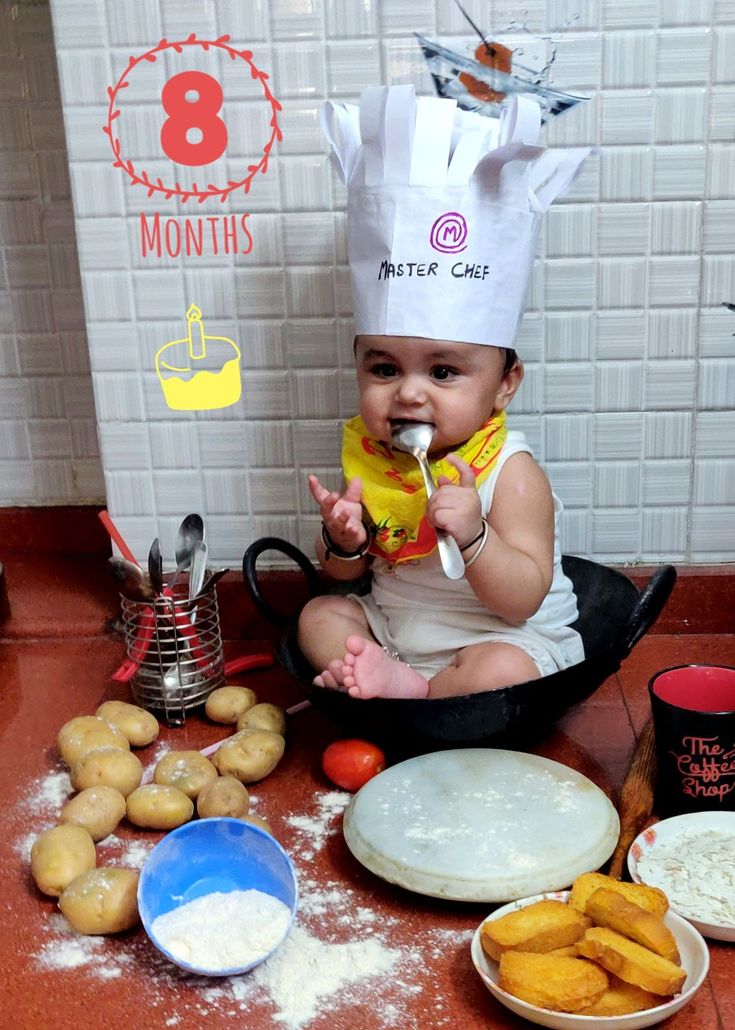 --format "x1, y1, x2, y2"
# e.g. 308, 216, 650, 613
649, 664, 735, 817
